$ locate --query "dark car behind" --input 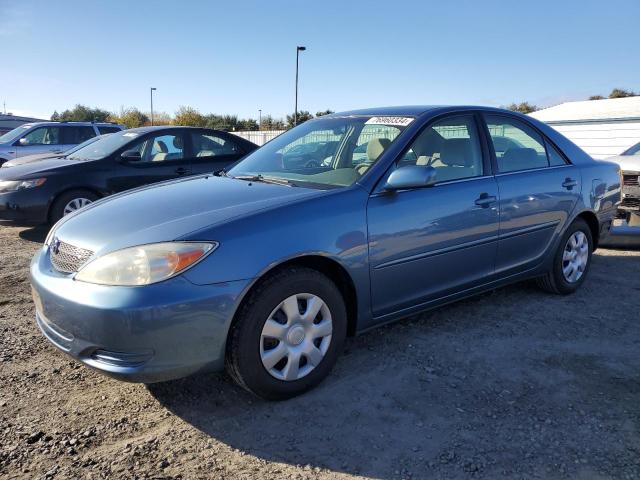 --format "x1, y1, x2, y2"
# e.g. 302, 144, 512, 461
0, 126, 257, 224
